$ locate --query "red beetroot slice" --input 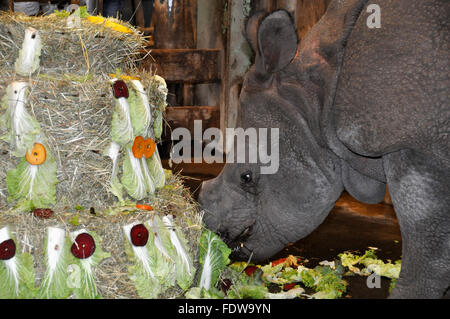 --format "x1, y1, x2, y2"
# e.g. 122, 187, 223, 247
32, 208, 54, 219
0, 239, 16, 260
112, 80, 129, 99
130, 224, 149, 247
221, 279, 232, 293
71, 233, 96, 259
244, 265, 258, 276
283, 283, 297, 291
